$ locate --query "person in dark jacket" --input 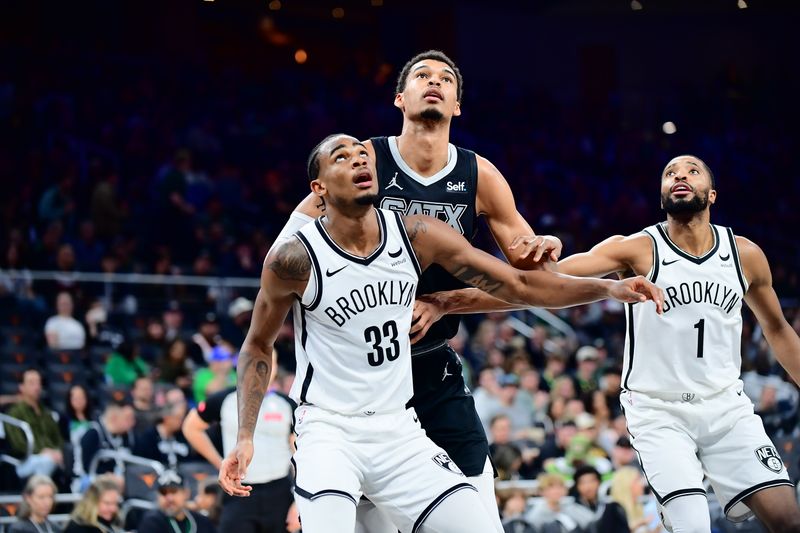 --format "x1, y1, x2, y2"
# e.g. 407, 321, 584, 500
63, 475, 123, 533
138, 470, 217, 533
